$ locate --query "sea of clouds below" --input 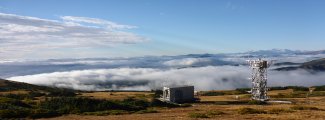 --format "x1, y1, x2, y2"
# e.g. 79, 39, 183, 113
3, 53, 325, 91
